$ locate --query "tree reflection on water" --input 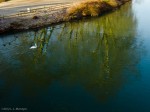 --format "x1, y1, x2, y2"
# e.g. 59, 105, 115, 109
0, 2, 143, 105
